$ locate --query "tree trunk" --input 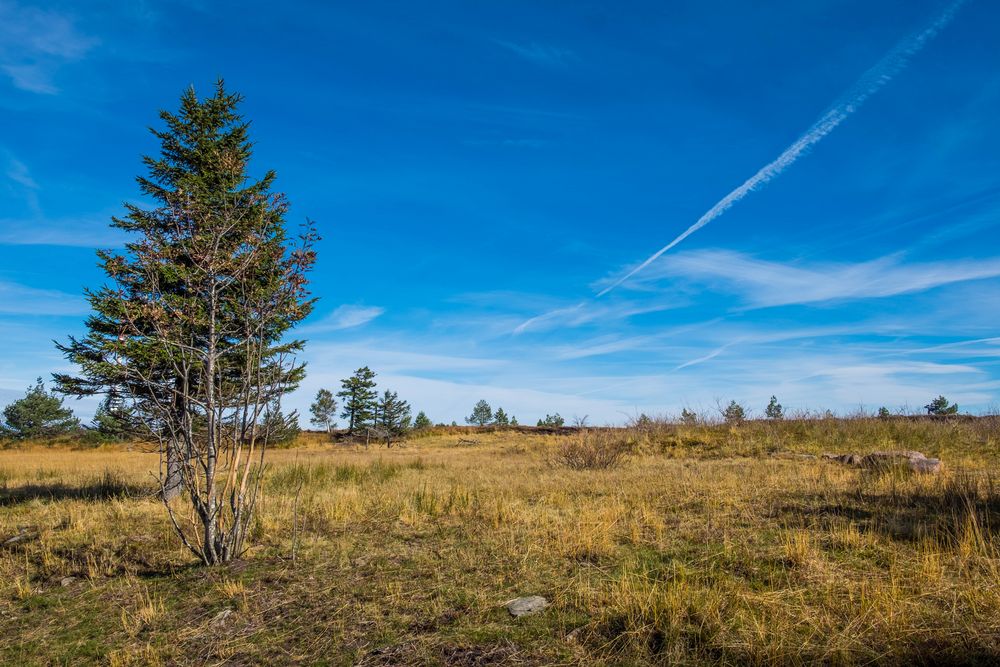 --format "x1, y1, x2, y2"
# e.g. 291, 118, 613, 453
163, 439, 183, 501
